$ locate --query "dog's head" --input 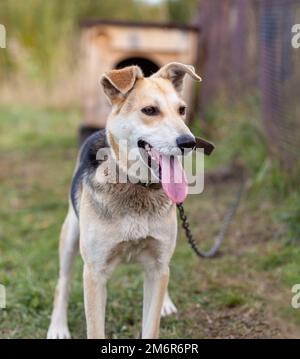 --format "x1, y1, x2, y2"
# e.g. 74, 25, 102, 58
100, 62, 202, 203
